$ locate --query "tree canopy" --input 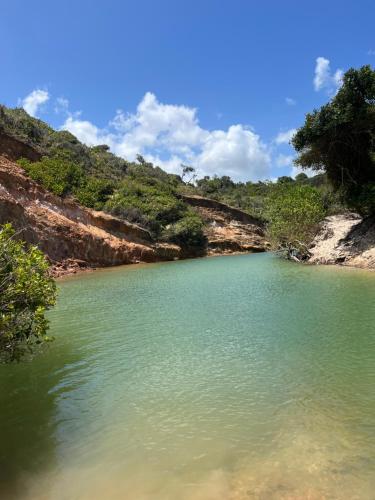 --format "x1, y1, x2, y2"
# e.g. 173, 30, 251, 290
292, 65, 375, 214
